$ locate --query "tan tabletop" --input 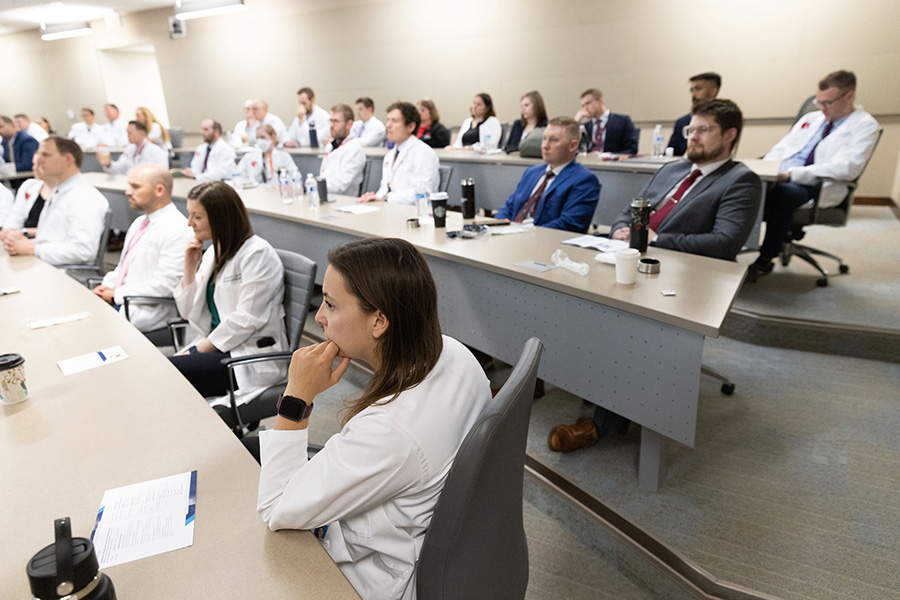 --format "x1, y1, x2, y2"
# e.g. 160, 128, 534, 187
0, 257, 357, 598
